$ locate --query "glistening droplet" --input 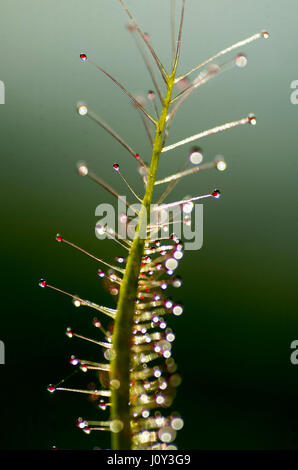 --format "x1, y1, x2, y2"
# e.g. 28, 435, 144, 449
39, 279, 47, 288
235, 53, 247, 68
211, 189, 221, 199
189, 147, 203, 165
248, 114, 257, 125
80, 53, 88, 62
